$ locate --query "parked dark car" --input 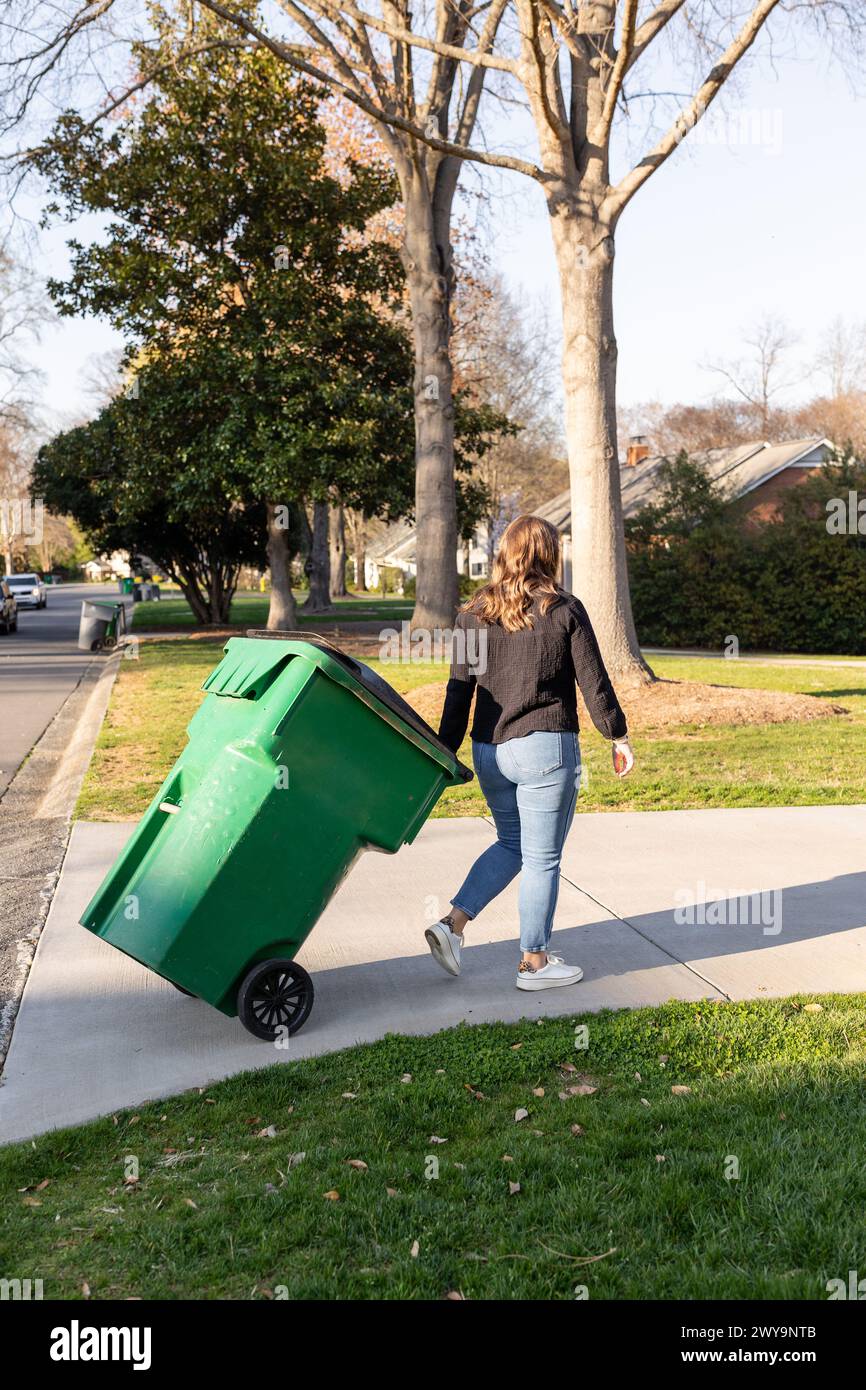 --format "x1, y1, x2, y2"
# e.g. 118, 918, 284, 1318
0, 579, 18, 634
